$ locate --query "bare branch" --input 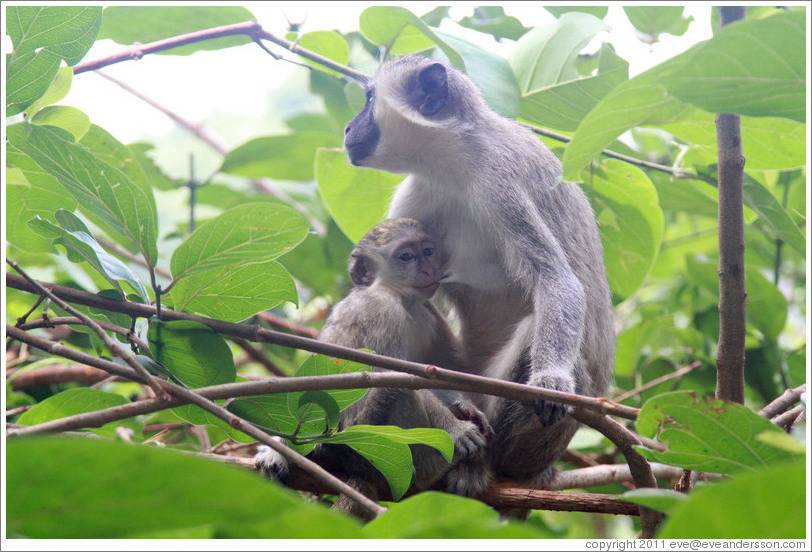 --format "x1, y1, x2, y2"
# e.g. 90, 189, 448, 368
7, 273, 640, 420
759, 384, 806, 419
612, 361, 702, 403
772, 404, 805, 432
7, 260, 169, 400
714, 6, 747, 405
480, 484, 640, 516
8, 364, 109, 391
